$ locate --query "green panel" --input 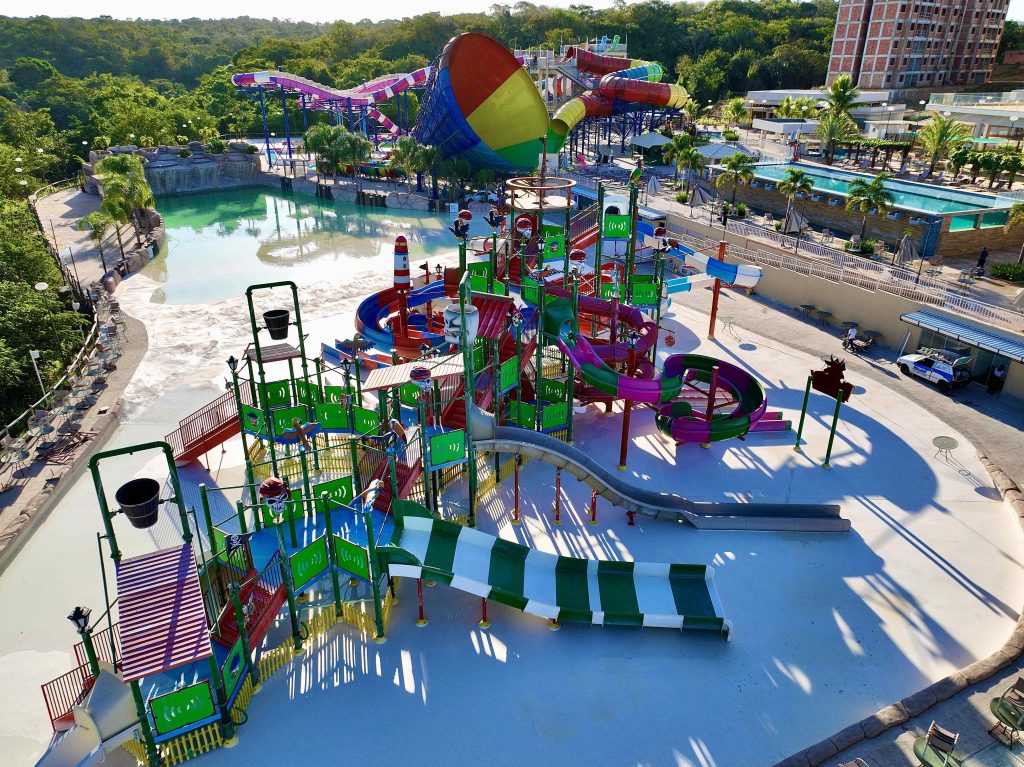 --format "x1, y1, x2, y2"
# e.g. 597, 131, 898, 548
240, 405, 266, 437
949, 214, 977, 232
262, 487, 305, 525
522, 276, 539, 305
467, 261, 491, 278
352, 406, 379, 435
323, 385, 351, 404
399, 382, 421, 407
290, 536, 329, 591
542, 223, 564, 237
508, 400, 536, 427
149, 681, 215, 736
632, 282, 660, 305
540, 378, 566, 402
603, 214, 631, 239
333, 535, 370, 580
272, 405, 307, 437
541, 402, 568, 430
553, 557, 591, 612
211, 526, 229, 563
632, 274, 654, 283
222, 638, 247, 701
430, 429, 466, 466
294, 379, 319, 406
487, 538, 528, 595
541, 234, 566, 263
600, 282, 627, 301
499, 356, 519, 391
315, 403, 348, 431
260, 380, 291, 408
981, 210, 1009, 228
470, 275, 490, 293
313, 476, 354, 512
472, 339, 486, 372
